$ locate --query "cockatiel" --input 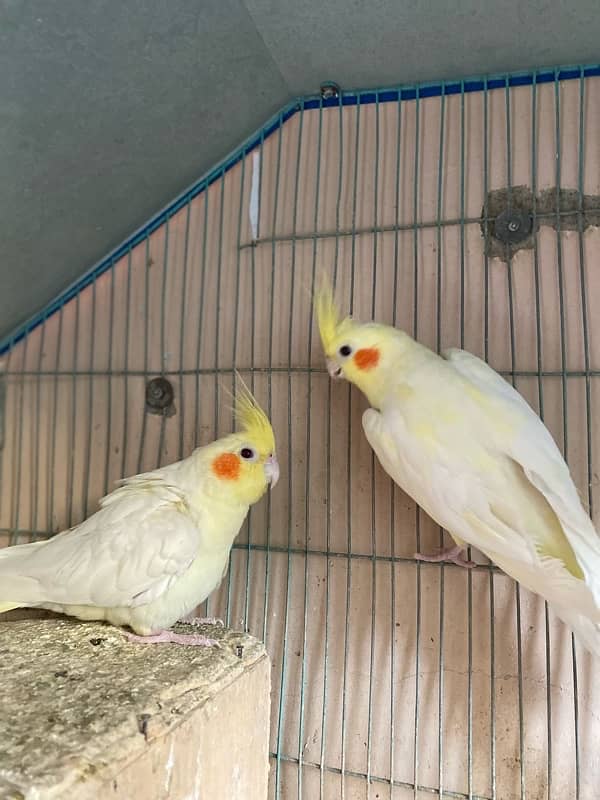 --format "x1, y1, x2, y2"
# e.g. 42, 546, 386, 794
0, 381, 279, 646
315, 278, 600, 658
